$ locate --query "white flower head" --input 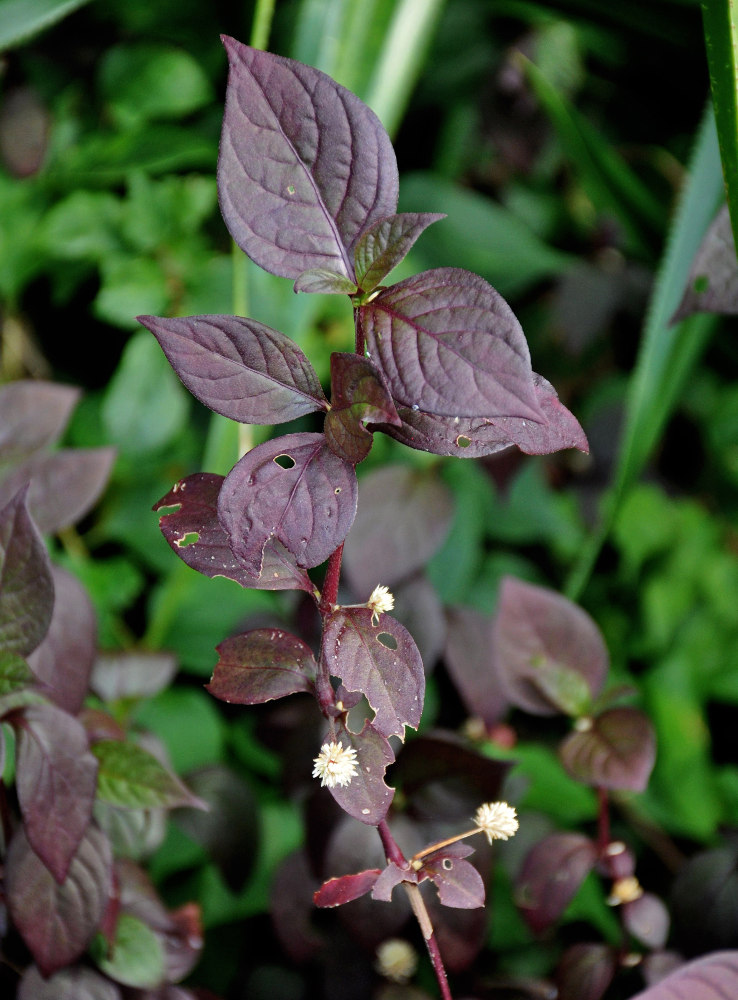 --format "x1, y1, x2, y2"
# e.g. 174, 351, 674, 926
312, 740, 359, 788
474, 801, 519, 844
367, 584, 394, 625
375, 938, 418, 983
